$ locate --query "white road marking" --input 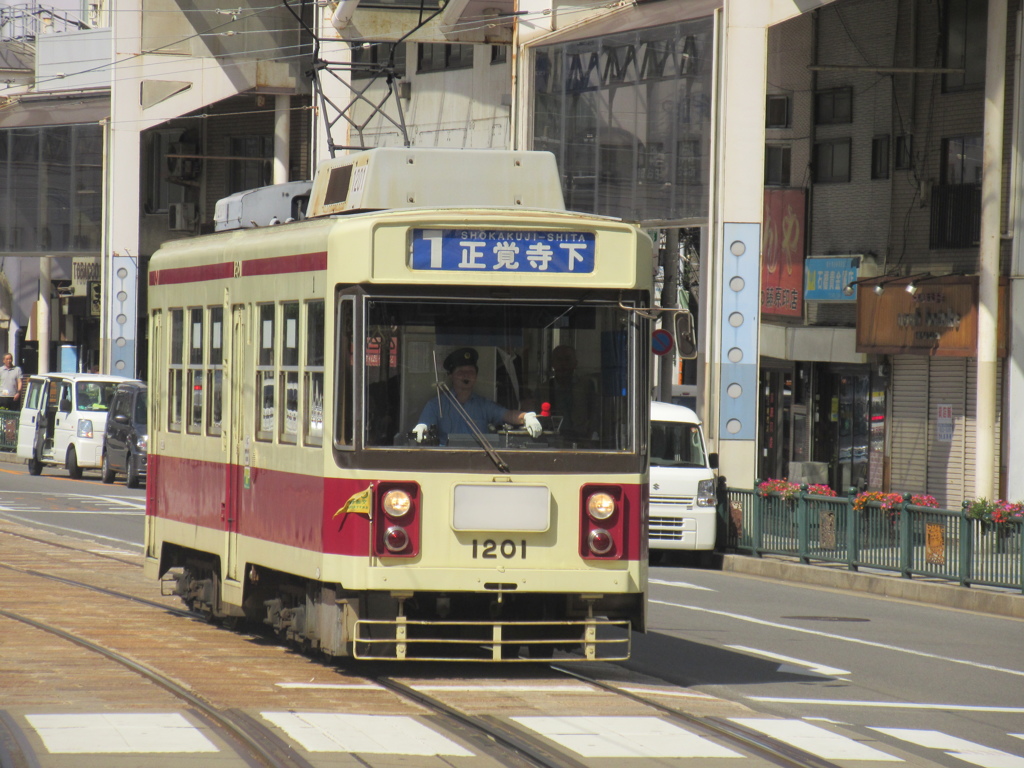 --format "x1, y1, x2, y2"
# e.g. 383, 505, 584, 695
26, 713, 217, 754
409, 683, 593, 692
747, 698, 1024, 713
872, 728, 1024, 768
650, 578, 715, 591
262, 713, 473, 755
651, 599, 1024, 678
0, 513, 142, 548
617, 685, 717, 699
731, 718, 902, 761
512, 716, 743, 758
276, 682, 383, 690
727, 644, 850, 678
